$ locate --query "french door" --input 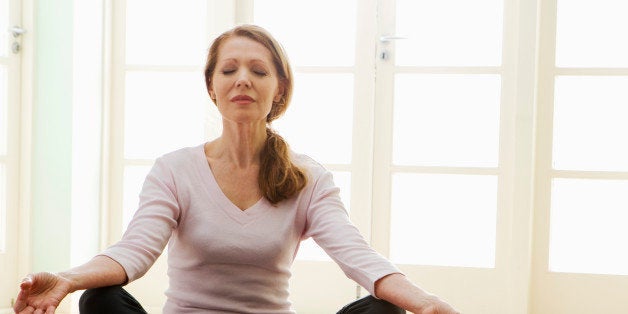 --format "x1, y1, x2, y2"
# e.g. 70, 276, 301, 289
531, 0, 628, 313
